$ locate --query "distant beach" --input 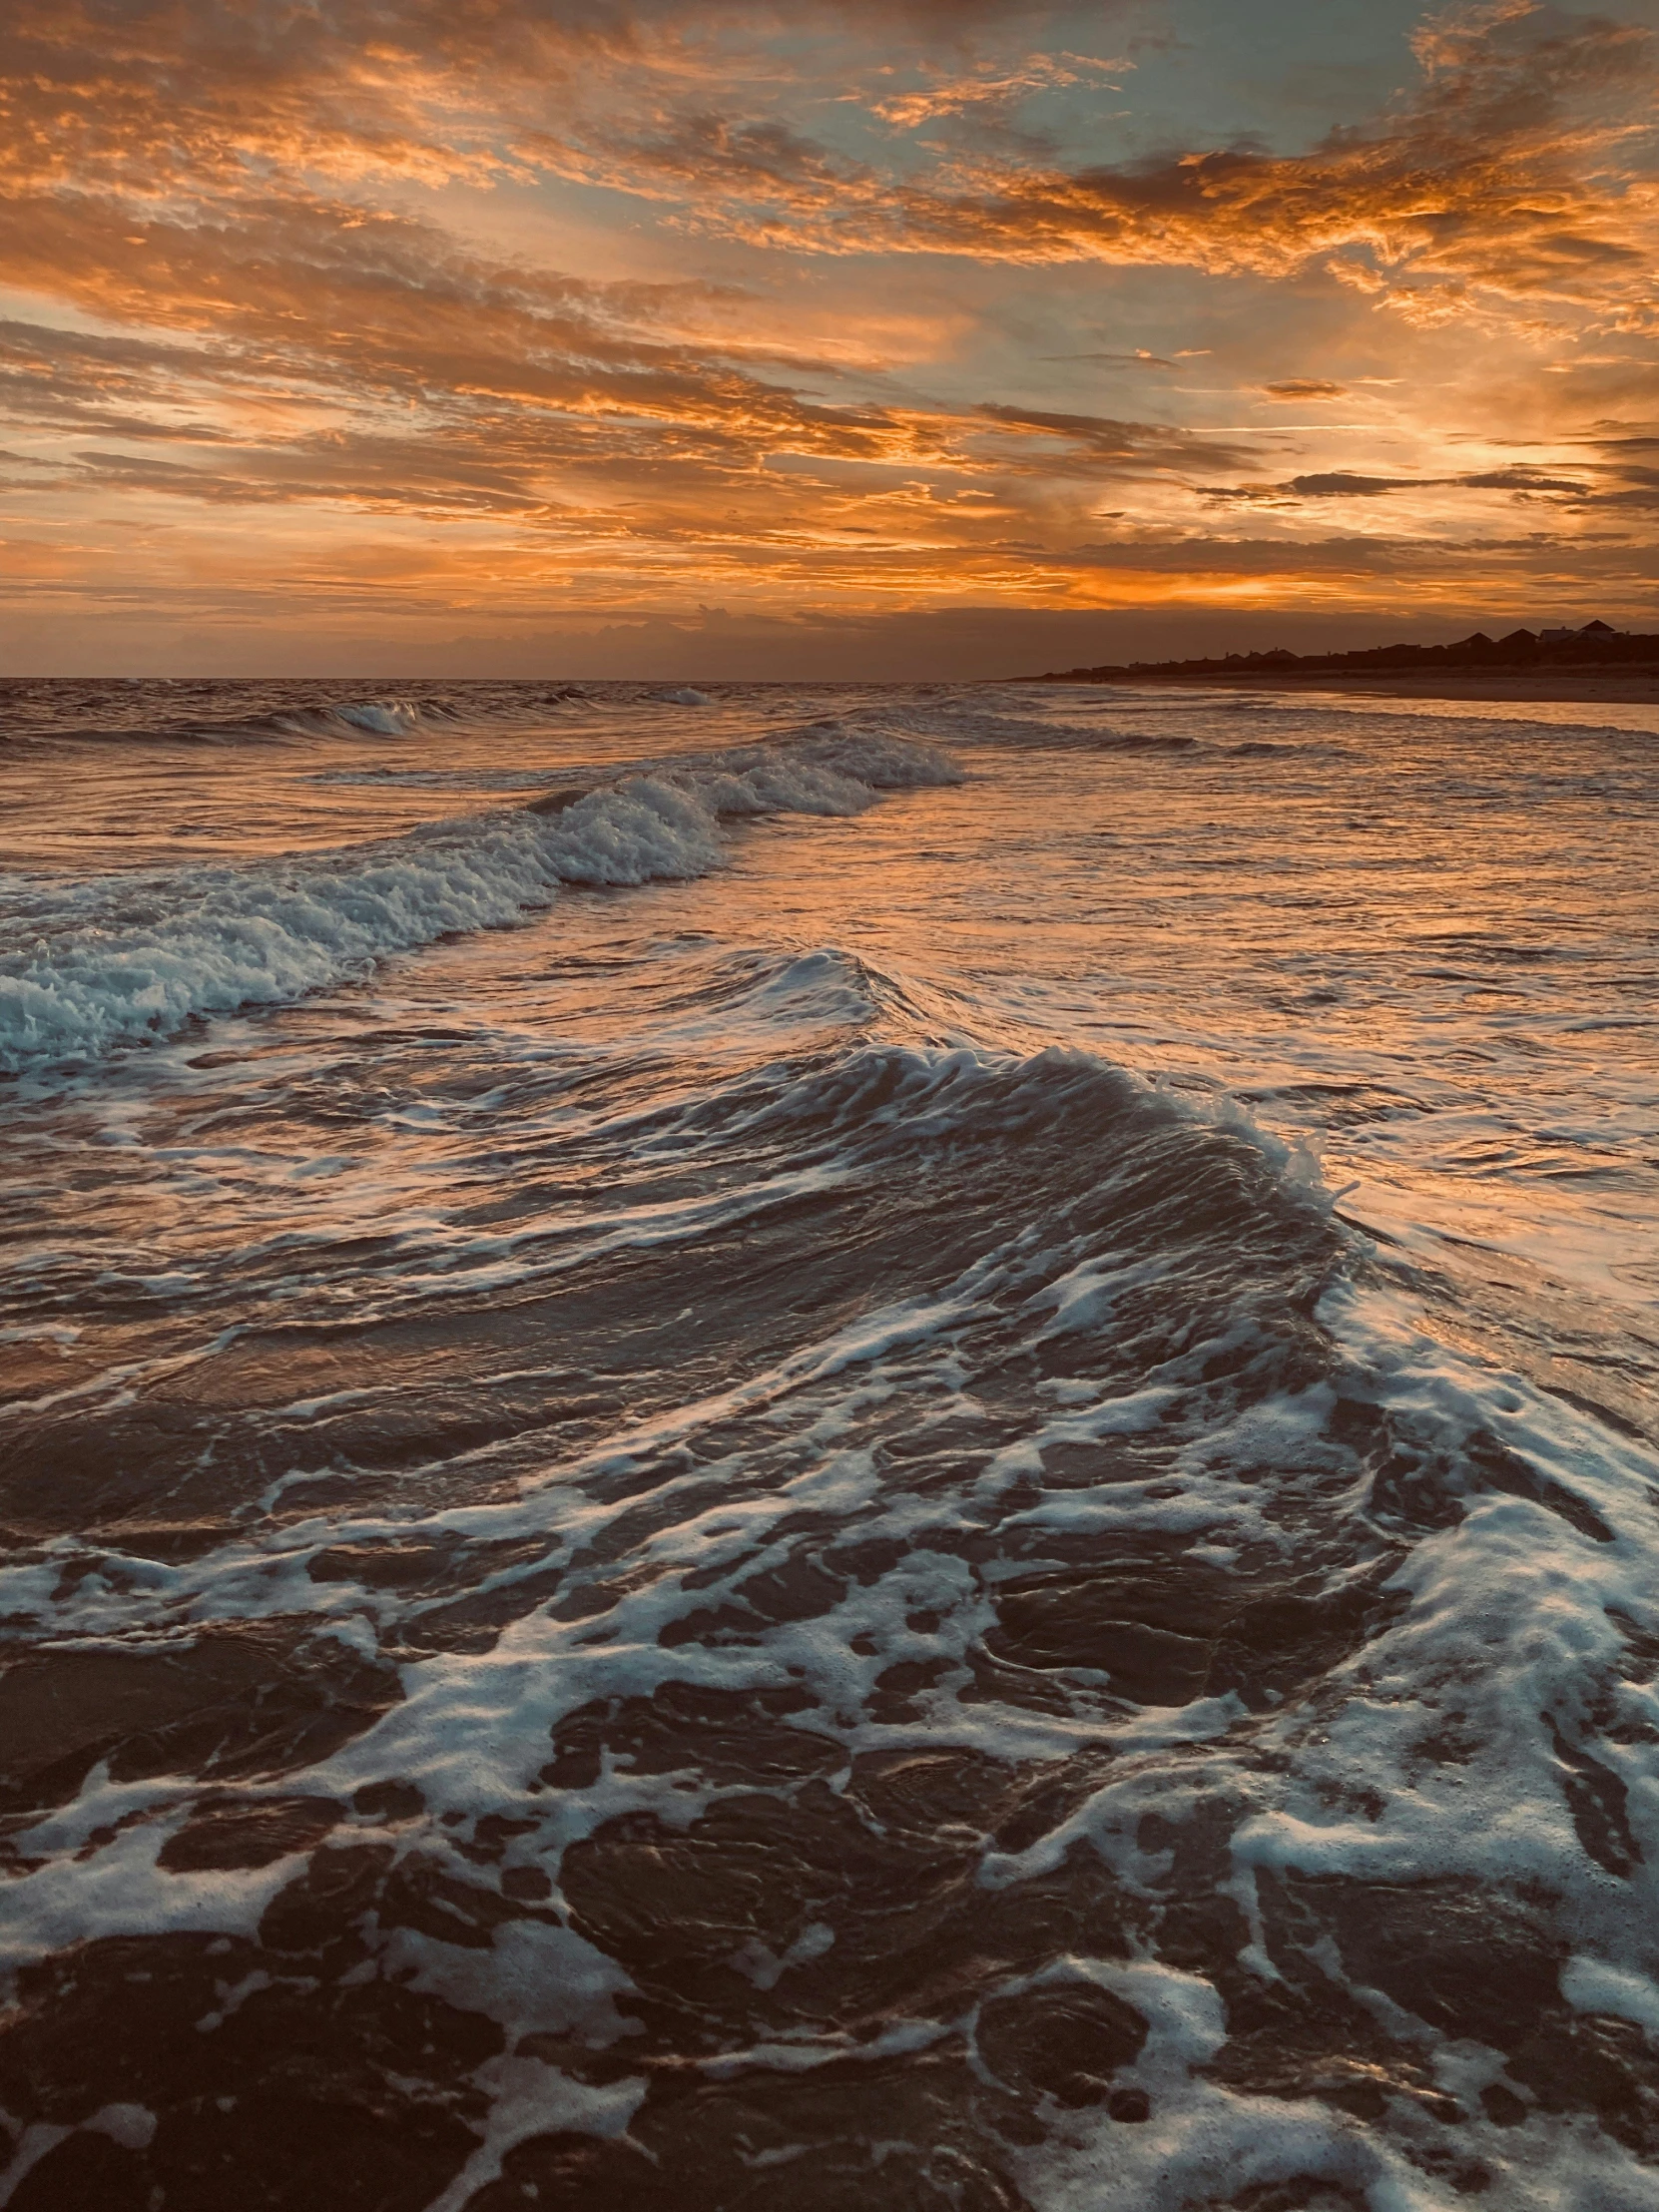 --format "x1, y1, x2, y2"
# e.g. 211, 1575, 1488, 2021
1052, 668, 1659, 706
